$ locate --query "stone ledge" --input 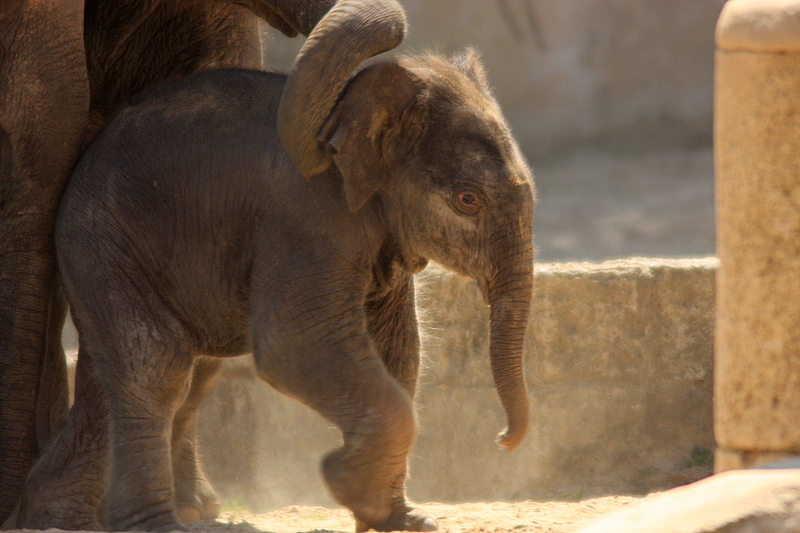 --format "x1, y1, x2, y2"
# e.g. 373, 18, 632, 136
578, 468, 800, 533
